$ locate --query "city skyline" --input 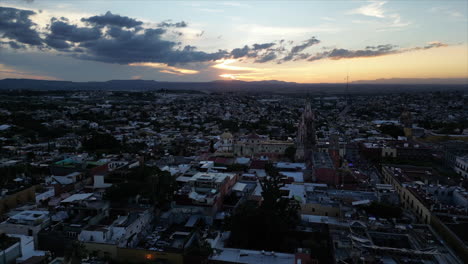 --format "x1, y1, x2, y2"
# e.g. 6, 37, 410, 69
1, 0, 467, 83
